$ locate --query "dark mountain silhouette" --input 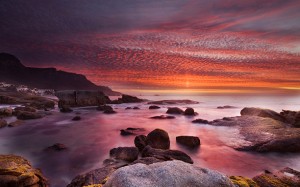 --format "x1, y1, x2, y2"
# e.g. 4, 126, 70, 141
0, 53, 120, 95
